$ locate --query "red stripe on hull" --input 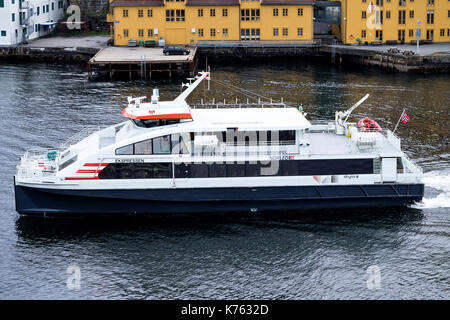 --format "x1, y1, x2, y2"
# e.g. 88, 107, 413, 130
76, 170, 101, 174
122, 109, 192, 120
83, 163, 109, 167
65, 177, 100, 181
